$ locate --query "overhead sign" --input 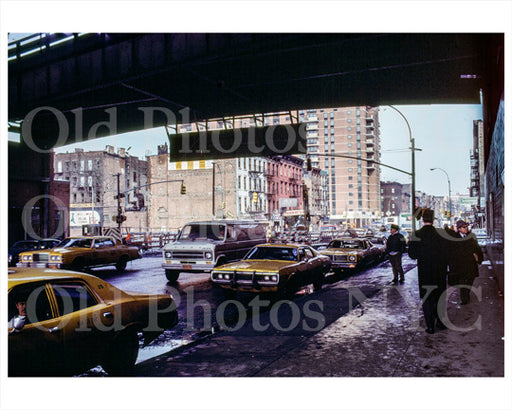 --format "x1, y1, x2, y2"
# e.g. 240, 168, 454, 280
280, 198, 298, 208
169, 123, 307, 161
70, 210, 101, 227
459, 197, 478, 205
